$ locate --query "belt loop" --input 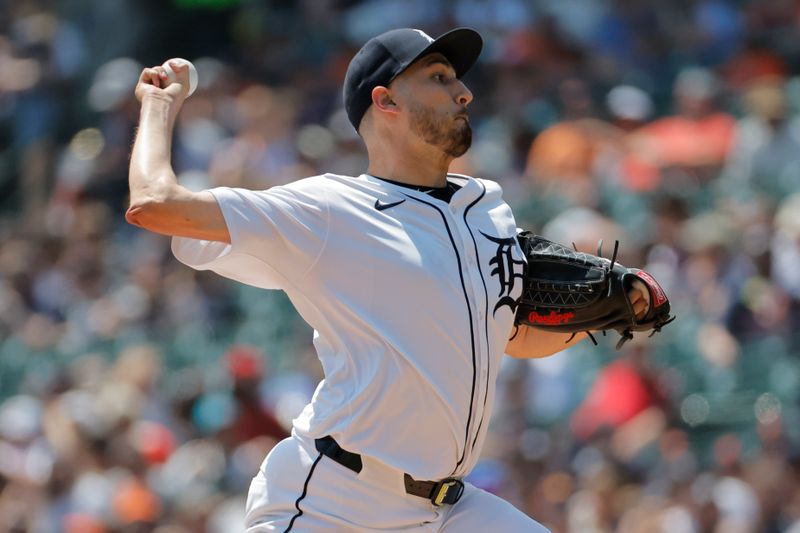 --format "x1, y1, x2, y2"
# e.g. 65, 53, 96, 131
315, 436, 363, 473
